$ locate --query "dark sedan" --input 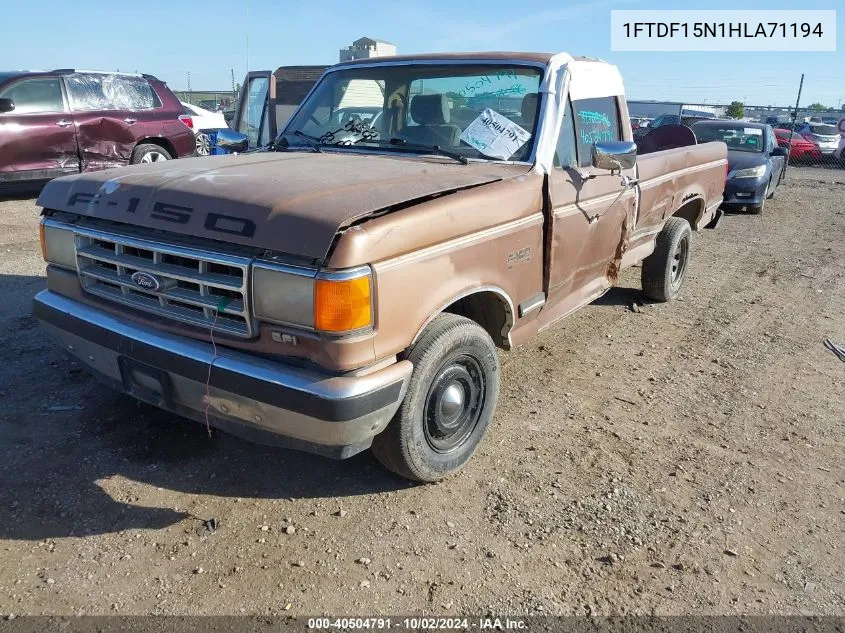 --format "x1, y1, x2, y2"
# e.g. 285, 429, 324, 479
692, 121, 787, 214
